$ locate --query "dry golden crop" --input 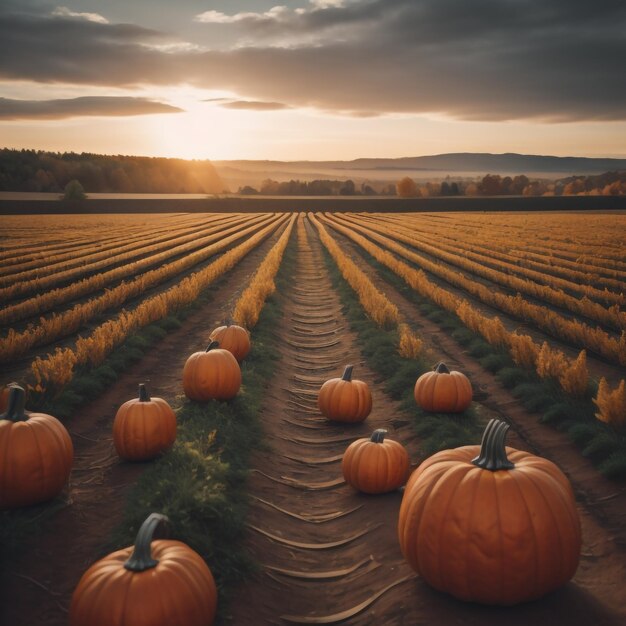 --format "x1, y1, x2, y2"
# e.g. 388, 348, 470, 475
0, 215, 276, 362
310, 213, 399, 330
28, 215, 286, 395
232, 214, 297, 329
594, 379, 626, 427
